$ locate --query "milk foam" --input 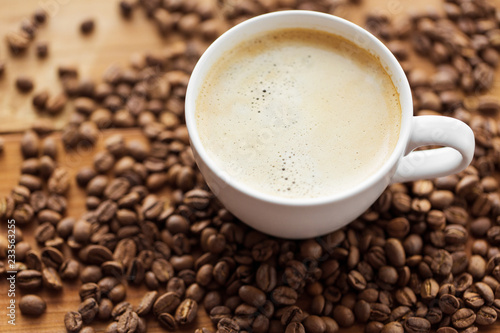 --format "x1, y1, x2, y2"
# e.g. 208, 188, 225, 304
196, 28, 401, 199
